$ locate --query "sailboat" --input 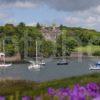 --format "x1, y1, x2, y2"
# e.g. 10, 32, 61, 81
0, 40, 12, 68
28, 41, 41, 70
57, 32, 69, 65
89, 61, 100, 70
39, 59, 45, 66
